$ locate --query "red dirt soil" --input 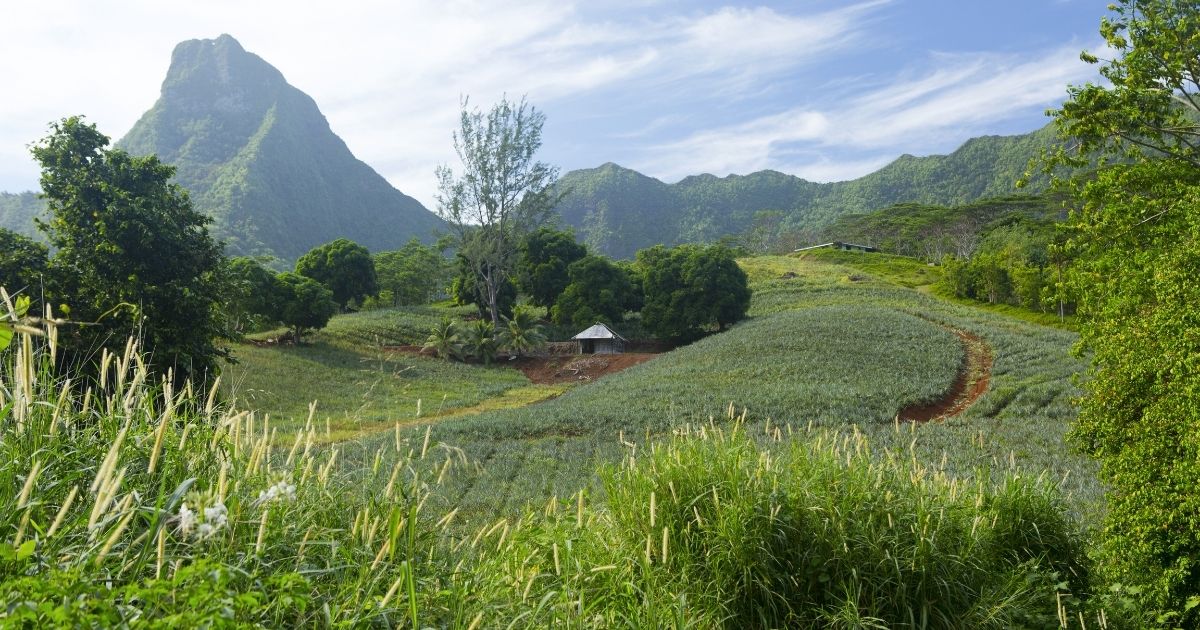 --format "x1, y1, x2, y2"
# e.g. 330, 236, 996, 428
899, 328, 993, 423
511, 353, 659, 385
382, 345, 659, 385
